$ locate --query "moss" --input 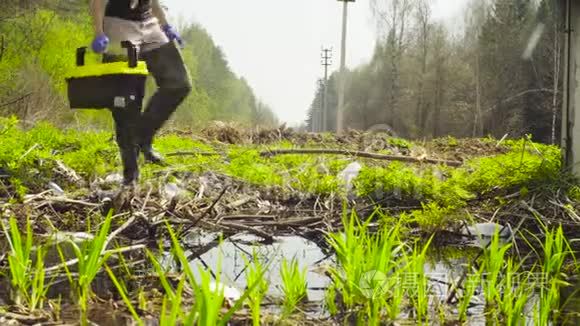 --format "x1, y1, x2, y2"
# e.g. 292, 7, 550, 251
226, 149, 284, 186
387, 137, 413, 149
401, 202, 462, 232
464, 141, 561, 193
0, 118, 566, 220
354, 140, 562, 227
